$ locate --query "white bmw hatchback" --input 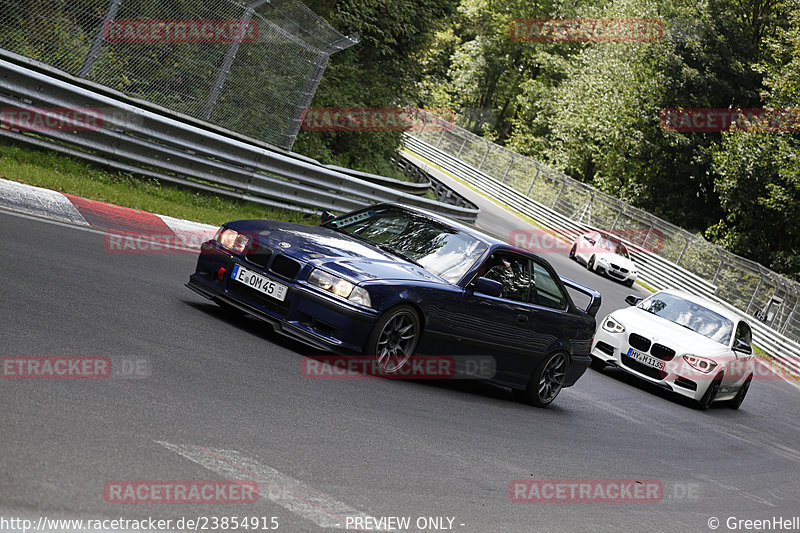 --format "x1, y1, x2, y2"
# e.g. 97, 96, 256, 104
570, 231, 637, 287
591, 289, 755, 410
